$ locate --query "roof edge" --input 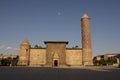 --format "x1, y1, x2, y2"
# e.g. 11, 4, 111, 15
44, 41, 68, 44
